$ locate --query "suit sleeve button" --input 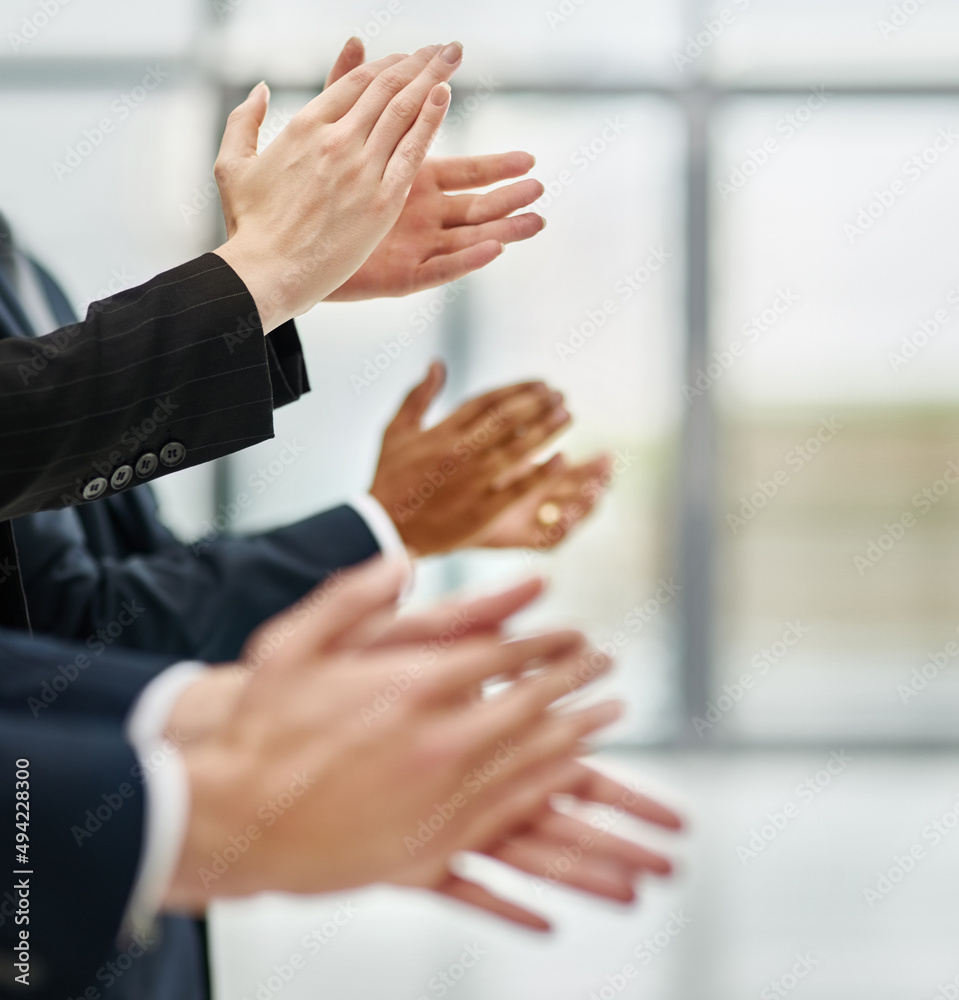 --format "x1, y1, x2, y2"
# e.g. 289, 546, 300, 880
110, 465, 134, 490
82, 477, 108, 501
135, 453, 159, 478
159, 442, 186, 468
